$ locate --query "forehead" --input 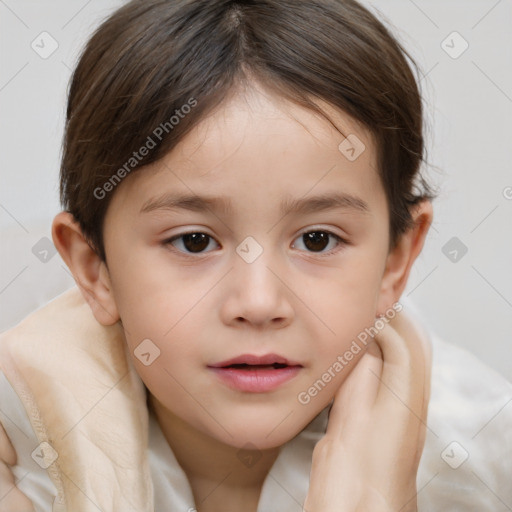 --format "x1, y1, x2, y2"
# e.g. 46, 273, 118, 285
107, 86, 386, 221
